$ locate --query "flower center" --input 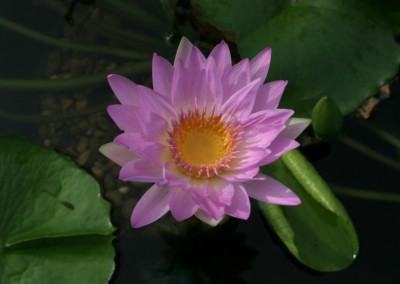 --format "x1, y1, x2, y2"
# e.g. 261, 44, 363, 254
168, 108, 241, 178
